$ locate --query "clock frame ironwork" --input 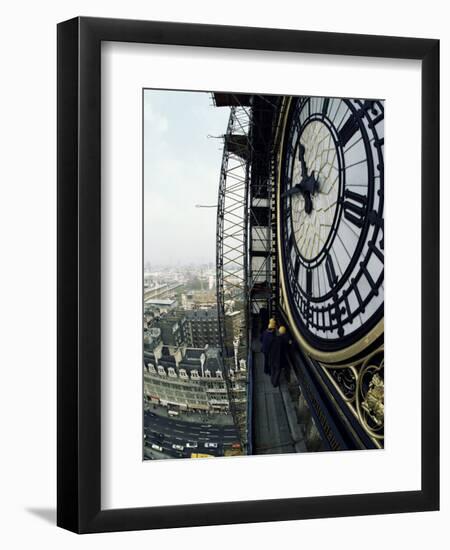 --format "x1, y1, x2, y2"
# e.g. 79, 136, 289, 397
277, 96, 385, 359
